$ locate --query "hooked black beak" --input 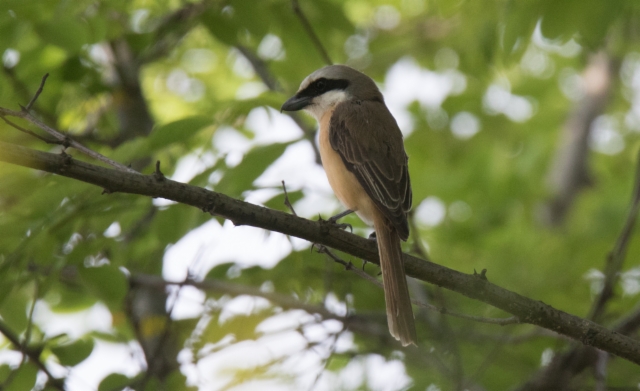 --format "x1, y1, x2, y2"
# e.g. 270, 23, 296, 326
281, 94, 311, 112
